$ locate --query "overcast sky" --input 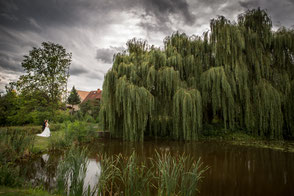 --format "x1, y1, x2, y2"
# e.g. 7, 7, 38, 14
0, 0, 293, 92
